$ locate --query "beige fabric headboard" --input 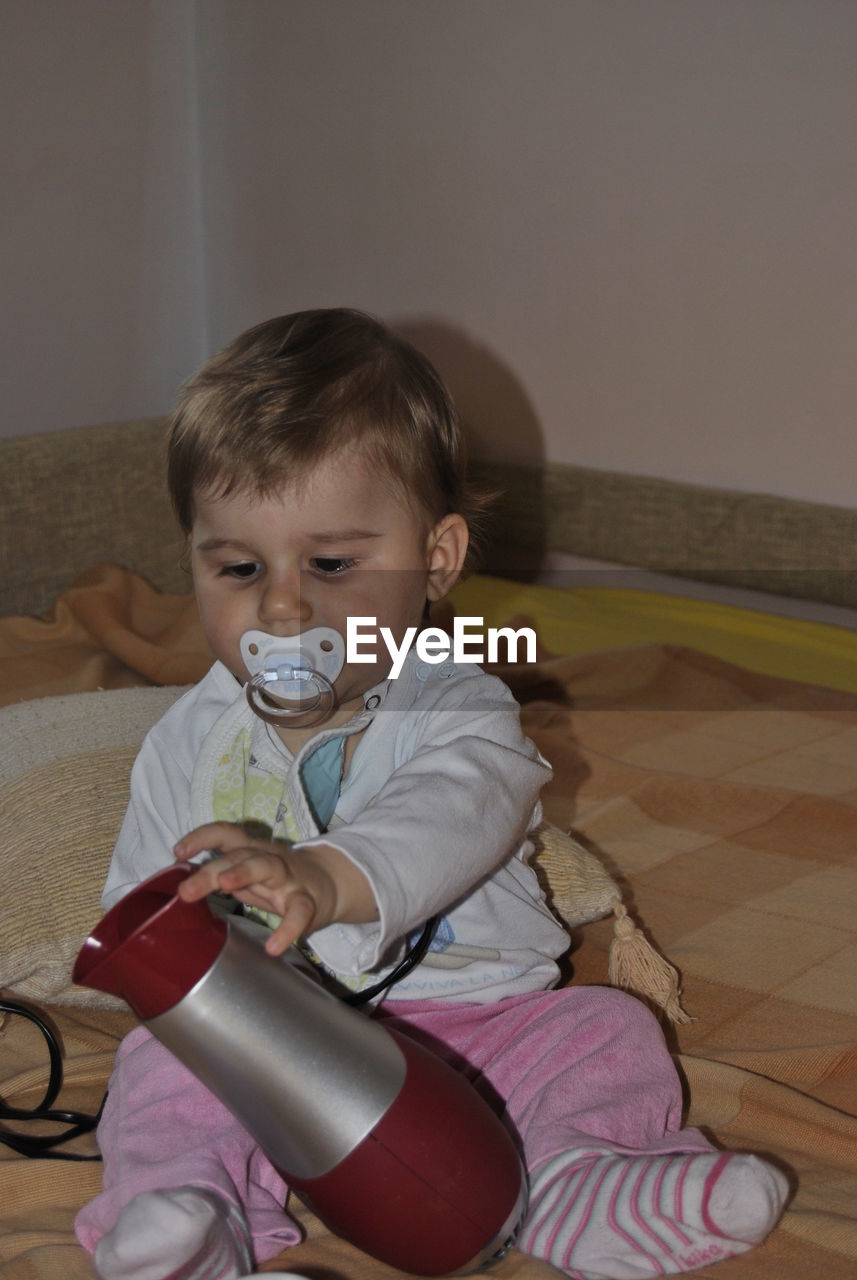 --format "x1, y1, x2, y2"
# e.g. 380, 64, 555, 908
1, 419, 186, 617
475, 460, 857, 610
